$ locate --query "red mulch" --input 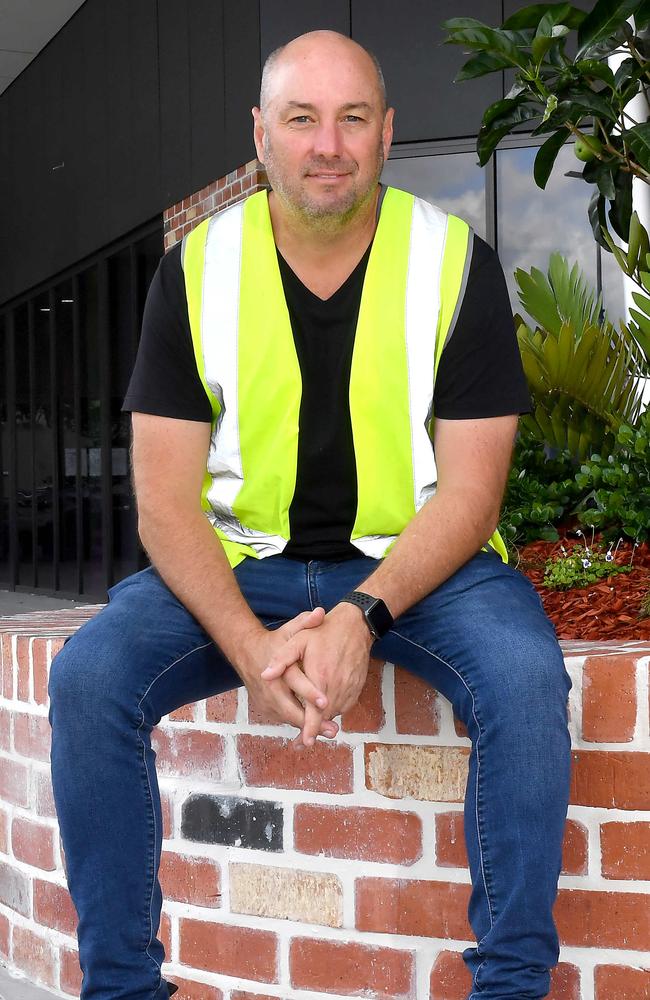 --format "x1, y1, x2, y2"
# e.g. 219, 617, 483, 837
516, 538, 650, 641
